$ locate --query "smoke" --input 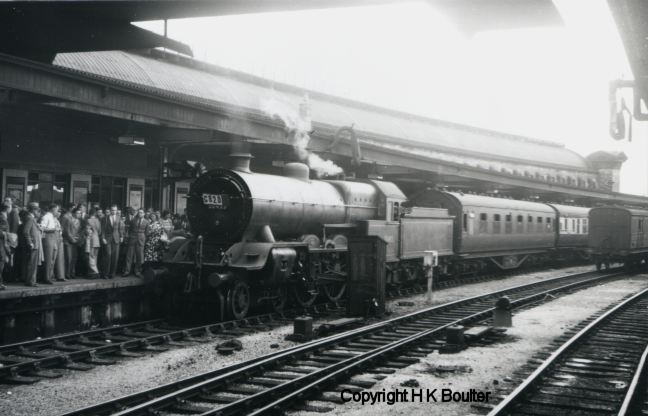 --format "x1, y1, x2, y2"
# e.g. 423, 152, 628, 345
260, 94, 343, 177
